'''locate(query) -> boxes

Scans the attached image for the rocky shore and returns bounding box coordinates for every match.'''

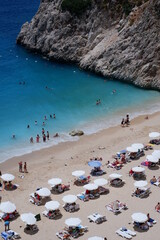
[17,0,160,89]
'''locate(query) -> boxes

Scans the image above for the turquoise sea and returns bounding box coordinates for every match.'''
[0,0,160,162]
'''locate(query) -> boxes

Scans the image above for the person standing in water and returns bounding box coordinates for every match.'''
[36,134,40,143]
[47,131,49,140]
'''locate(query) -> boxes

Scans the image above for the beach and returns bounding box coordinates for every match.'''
[1,111,160,240]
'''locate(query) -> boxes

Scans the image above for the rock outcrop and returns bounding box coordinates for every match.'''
[69,130,84,136]
[17,0,160,89]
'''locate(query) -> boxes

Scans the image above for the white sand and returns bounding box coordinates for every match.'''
[0,112,160,240]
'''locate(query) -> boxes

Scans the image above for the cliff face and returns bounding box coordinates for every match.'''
[17,0,160,89]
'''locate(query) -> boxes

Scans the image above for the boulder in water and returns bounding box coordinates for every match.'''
[69,130,84,136]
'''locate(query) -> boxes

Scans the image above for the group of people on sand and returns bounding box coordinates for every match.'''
[121,114,130,127]
[18,161,27,173]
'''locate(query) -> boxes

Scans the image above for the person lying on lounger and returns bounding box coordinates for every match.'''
[150,176,157,184]
[155,202,160,212]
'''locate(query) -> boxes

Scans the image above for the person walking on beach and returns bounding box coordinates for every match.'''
[18,162,22,173]
[24,162,28,173]
[47,131,49,140]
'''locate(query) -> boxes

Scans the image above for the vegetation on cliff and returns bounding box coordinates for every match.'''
[61,0,91,15]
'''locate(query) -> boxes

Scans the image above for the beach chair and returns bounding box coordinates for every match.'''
[88,213,106,224]
[7,230,20,239]
[78,225,88,232]
[120,228,136,236]
[74,176,90,186]
[91,169,106,176]
[110,178,124,187]
[151,181,160,187]
[1,231,13,240]
[106,204,121,214]
[98,186,109,195]
[116,229,132,239]
[56,230,71,239]
[77,194,89,201]
[25,224,38,232]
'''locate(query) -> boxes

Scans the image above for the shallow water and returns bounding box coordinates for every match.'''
[0,0,160,162]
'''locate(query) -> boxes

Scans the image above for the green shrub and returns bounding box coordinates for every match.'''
[61,0,91,16]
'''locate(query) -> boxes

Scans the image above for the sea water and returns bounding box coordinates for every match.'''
[0,0,160,162]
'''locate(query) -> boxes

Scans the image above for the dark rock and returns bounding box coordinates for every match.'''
[69,130,84,136]
[17,0,160,89]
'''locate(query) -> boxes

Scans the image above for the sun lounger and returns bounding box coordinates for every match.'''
[56,230,71,239]
[77,194,89,201]
[133,221,149,230]
[7,230,20,239]
[120,227,136,236]
[116,229,132,239]
[110,178,124,187]
[74,176,90,186]
[88,213,106,224]
[63,203,80,212]
[106,205,121,214]
[78,225,88,232]
[98,186,109,195]
[25,224,38,232]
[1,231,13,240]
[106,201,127,214]
[52,184,70,193]
[132,187,151,198]
[150,180,160,186]
[90,169,106,176]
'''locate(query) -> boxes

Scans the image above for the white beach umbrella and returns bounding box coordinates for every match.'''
[152,150,160,159]
[132,167,145,173]
[147,155,158,163]
[62,195,77,204]
[36,188,51,197]
[72,170,85,177]
[149,132,160,138]
[0,201,16,213]
[94,178,108,186]
[126,147,138,153]
[132,143,144,150]
[65,217,81,227]
[1,174,15,182]
[83,183,98,191]
[109,173,122,180]
[131,213,147,223]
[134,181,148,188]
[21,213,36,225]
[45,201,60,211]
[48,178,62,186]
[88,237,104,240]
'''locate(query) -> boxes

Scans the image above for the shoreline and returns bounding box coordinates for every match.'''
[1,94,160,165]
[1,110,159,172]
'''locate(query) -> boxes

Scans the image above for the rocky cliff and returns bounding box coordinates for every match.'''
[17,0,160,89]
